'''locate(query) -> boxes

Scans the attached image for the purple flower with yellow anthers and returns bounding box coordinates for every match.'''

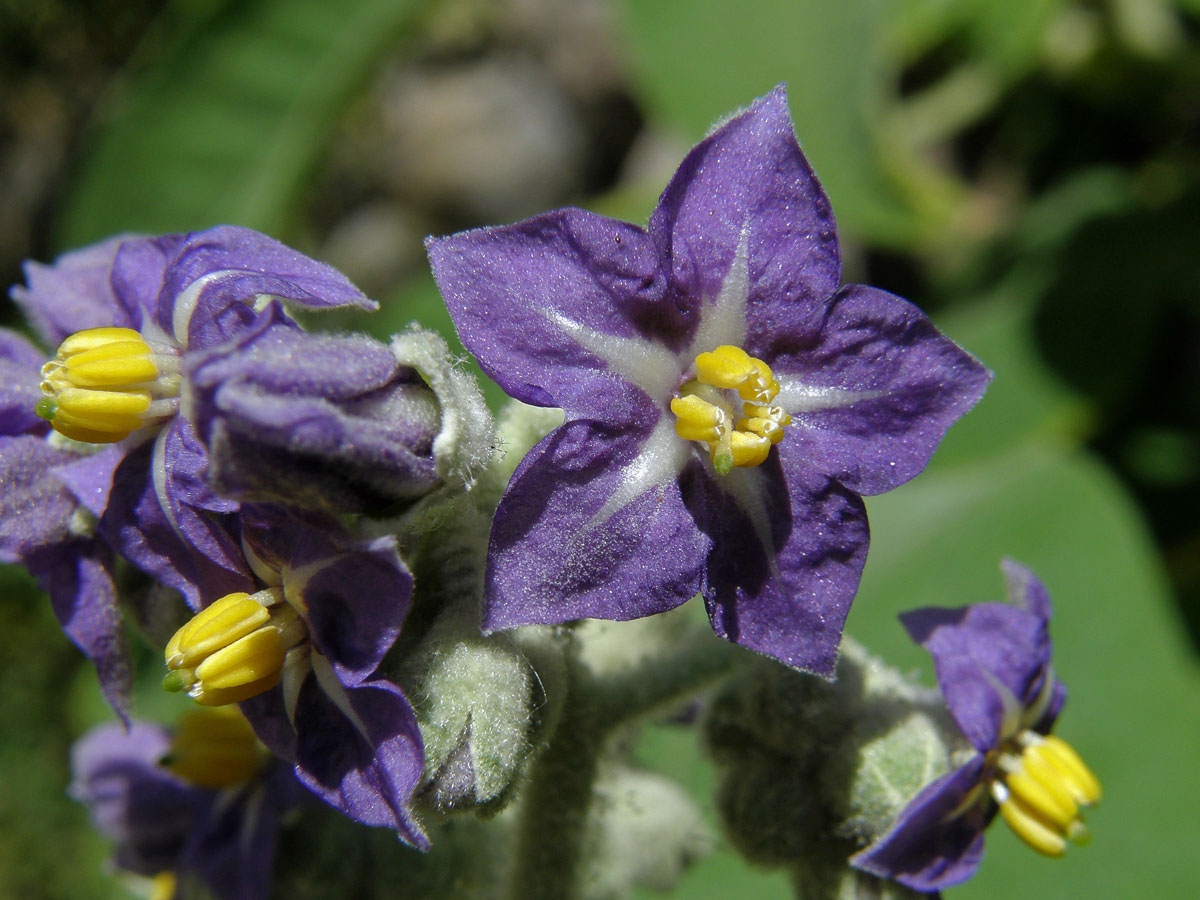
[1,227,438,714]
[70,706,301,900]
[161,506,427,846]
[427,86,990,674]
[850,561,1101,892]
[10,226,373,607]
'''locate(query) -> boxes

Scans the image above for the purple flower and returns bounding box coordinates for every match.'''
[70,709,301,900]
[850,561,1101,892]
[2,227,379,711]
[427,86,989,674]
[163,507,427,846]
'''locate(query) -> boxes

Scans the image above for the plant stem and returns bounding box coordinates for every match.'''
[505,624,749,900]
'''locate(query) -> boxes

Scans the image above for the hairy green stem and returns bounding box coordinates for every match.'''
[505,625,749,900]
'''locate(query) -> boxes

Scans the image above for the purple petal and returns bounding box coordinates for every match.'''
[0,328,50,435]
[187,327,441,513]
[1000,560,1066,730]
[9,236,131,347]
[428,208,678,421]
[102,434,252,609]
[54,445,124,519]
[149,226,374,349]
[109,233,186,329]
[850,755,993,892]
[0,435,79,561]
[1001,558,1052,621]
[696,444,869,675]
[279,531,411,682]
[648,85,840,341]
[247,669,427,846]
[70,721,200,875]
[182,775,292,900]
[29,541,132,722]
[483,419,709,630]
[901,602,1053,752]
[772,284,990,496]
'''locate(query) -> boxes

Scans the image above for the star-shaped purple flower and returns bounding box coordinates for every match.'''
[850,561,1101,891]
[427,86,990,673]
[165,506,428,846]
[70,713,301,900]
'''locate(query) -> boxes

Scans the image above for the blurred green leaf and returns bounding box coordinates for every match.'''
[57,0,429,248]
[622,0,916,244]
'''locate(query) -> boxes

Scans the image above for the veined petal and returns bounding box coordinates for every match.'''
[696,444,868,675]
[649,85,840,342]
[772,284,990,496]
[901,602,1054,752]
[850,756,993,892]
[428,207,679,423]
[483,419,707,630]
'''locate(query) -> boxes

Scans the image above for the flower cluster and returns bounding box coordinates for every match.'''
[2,226,458,849]
[3,86,1099,900]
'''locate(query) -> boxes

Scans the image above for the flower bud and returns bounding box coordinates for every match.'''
[187,327,448,515]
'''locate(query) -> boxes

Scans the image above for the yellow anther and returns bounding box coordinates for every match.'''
[164,707,264,789]
[670,395,726,442]
[37,326,179,443]
[1005,766,1076,831]
[994,731,1099,858]
[674,347,790,473]
[737,359,780,404]
[165,592,270,670]
[728,431,771,468]
[998,791,1068,857]
[1037,735,1102,804]
[164,589,304,707]
[694,345,756,389]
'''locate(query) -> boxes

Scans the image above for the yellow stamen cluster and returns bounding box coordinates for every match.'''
[161,706,265,788]
[670,345,791,474]
[993,732,1101,857]
[163,589,306,706]
[37,326,180,443]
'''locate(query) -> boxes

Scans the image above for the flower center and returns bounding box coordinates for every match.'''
[163,588,308,707]
[991,730,1101,857]
[160,706,265,788]
[670,345,791,475]
[36,326,181,443]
